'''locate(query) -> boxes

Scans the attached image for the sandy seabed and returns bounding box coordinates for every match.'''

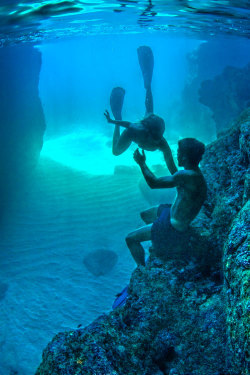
[0,155,156,375]
[0,125,177,375]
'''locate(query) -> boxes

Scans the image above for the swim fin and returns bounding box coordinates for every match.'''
[112,285,128,309]
[137,46,154,89]
[110,87,125,121]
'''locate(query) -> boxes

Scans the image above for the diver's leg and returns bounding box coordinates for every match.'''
[145,87,153,115]
[125,224,152,266]
[140,206,158,224]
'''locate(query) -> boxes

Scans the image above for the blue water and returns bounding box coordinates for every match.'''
[0,1,250,374]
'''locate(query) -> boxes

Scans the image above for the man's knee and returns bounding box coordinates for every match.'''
[125,232,137,247]
[140,207,158,224]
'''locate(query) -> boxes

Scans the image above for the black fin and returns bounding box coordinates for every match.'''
[137,45,154,89]
[110,87,125,121]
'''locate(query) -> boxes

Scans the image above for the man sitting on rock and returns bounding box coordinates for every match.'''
[126,138,207,266]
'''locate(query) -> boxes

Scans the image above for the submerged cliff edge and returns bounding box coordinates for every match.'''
[36,109,249,375]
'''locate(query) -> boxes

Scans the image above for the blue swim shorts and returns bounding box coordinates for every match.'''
[151,204,189,259]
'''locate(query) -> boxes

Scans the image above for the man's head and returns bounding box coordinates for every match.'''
[141,114,165,141]
[177,138,205,167]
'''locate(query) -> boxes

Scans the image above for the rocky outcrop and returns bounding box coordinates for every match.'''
[199,108,249,247]
[0,44,46,217]
[36,109,249,375]
[223,202,249,374]
[36,256,226,375]
[199,108,250,375]
[199,64,250,135]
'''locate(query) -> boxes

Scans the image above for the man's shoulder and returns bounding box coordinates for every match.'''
[173,170,198,185]
[174,169,202,177]
[173,170,188,178]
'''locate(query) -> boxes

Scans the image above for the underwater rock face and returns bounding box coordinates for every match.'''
[199,63,250,135]
[36,256,226,375]
[223,201,250,374]
[83,249,118,276]
[36,109,249,375]
[199,108,250,375]
[199,108,250,249]
[0,44,46,216]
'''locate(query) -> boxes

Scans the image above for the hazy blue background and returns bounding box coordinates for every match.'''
[39,34,200,137]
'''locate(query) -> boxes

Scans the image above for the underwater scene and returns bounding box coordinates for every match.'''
[0,1,249,375]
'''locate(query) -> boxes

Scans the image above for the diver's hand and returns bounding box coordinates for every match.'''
[104,110,113,123]
[134,148,146,166]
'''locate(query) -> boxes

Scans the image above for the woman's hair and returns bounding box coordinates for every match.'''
[141,114,165,136]
[178,138,205,165]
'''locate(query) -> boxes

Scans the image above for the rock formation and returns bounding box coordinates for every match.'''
[170,39,250,141]
[199,63,250,135]
[36,109,249,375]
[0,44,46,217]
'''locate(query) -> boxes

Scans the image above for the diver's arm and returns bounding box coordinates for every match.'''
[158,138,178,175]
[104,110,130,128]
[112,127,132,155]
[111,119,131,128]
[133,149,177,189]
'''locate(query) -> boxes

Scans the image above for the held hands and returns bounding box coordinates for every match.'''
[133,148,146,166]
[104,110,113,123]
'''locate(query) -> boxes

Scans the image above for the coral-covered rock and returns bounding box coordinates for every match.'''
[223,201,249,375]
[198,108,250,249]
[36,256,226,375]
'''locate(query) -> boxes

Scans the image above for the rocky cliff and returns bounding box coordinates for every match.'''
[0,44,46,218]
[36,109,249,375]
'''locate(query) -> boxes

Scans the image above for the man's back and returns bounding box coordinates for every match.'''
[170,169,207,231]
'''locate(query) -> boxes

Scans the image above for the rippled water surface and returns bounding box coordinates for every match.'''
[1,0,249,44]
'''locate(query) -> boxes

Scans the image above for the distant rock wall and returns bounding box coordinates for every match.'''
[0,44,46,216]
[36,109,249,375]
[199,63,250,135]
[168,38,250,142]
